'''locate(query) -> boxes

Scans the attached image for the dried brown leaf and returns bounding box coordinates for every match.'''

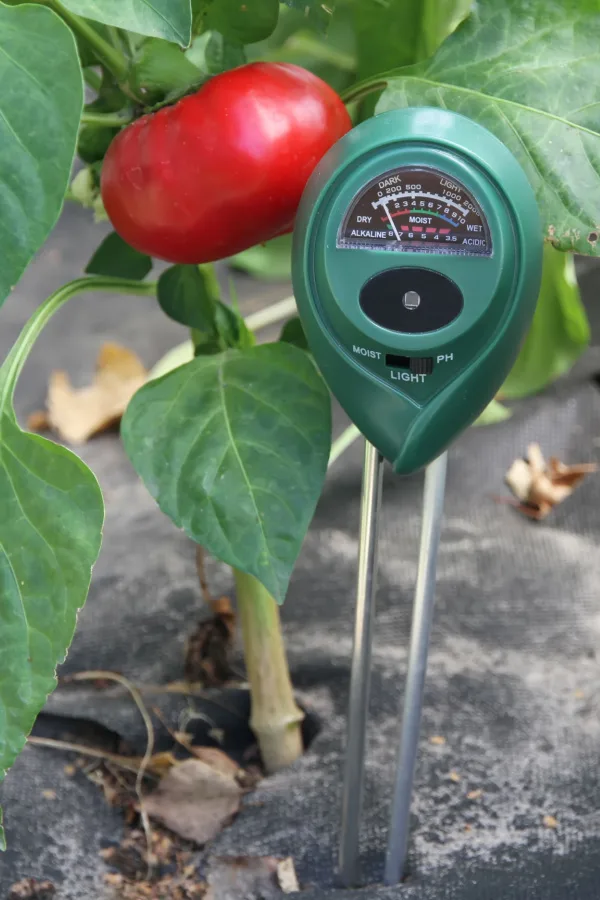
[189,746,240,779]
[8,880,56,900]
[143,751,177,777]
[276,858,299,894]
[504,443,597,519]
[143,759,242,844]
[42,342,147,444]
[184,601,236,687]
[26,409,51,432]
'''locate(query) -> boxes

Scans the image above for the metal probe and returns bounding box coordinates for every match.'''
[384,451,448,884]
[338,440,384,887]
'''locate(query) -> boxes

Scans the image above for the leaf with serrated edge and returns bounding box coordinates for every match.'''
[122,344,331,603]
[0,417,103,841]
[0,4,82,307]
[377,0,600,255]
[59,0,191,45]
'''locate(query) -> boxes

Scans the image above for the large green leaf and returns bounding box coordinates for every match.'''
[353,0,471,84]
[346,0,471,119]
[122,344,331,603]
[0,3,82,307]
[377,0,600,256]
[59,0,192,45]
[501,246,589,399]
[0,283,105,847]
[207,0,279,44]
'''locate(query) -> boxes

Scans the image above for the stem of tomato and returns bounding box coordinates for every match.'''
[329,424,362,468]
[341,76,391,107]
[0,277,156,409]
[83,67,102,93]
[234,569,304,773]
[80,110,134,128]
[42,0,129,83]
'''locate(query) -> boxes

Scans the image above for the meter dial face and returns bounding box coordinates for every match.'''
[338,166,492,256]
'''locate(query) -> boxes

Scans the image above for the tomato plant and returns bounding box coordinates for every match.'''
[0,0,598,849]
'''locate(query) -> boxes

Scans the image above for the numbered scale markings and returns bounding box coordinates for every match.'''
[338,166,492,256]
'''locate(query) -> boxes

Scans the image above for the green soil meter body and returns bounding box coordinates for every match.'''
[292,107,543,473]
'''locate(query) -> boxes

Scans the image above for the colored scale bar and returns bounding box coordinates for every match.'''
[398,225,451,234]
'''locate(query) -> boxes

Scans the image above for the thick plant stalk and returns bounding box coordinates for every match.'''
[234,569,304,773]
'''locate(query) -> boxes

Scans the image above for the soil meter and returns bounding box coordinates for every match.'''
[291,107,542,886]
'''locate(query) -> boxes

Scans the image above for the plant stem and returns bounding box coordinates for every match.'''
[83,66,102,92]
[0,277,156,408]
[234,569,304,773]
[80,110,133,127]
[329,423,361,468]
[245,295,296,332]
[341,75,391,107]
[44,0,129,82]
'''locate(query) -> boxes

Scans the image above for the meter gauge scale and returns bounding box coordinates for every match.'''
[338,166,492,256]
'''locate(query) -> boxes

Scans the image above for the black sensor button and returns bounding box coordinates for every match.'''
[360,268,463,333]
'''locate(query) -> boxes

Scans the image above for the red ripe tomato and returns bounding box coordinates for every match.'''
[101,63,352,264]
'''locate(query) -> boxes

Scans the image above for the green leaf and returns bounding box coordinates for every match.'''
[75,20,115,67]
[352,0,470,87]
[473,398,512,426]
[86,232,153,280]
[211,302,255,352]
[279,317,308,351]
[77,125,119,164]
[133,37,203,94]
[158,264,253,353]
[501,246,589,399]
[122,344,331,603]
[377,0,600,256]
[186,31,246,74]
[58,0,192,45]
[78,72,127,163]
[158,264,220,330]
[0,279,106,848]
[0,3,83,307]
[229,234,293,280]
[283,0,335,32]
[207,0,279,44]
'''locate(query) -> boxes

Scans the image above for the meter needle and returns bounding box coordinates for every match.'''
[384,204,401,241]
